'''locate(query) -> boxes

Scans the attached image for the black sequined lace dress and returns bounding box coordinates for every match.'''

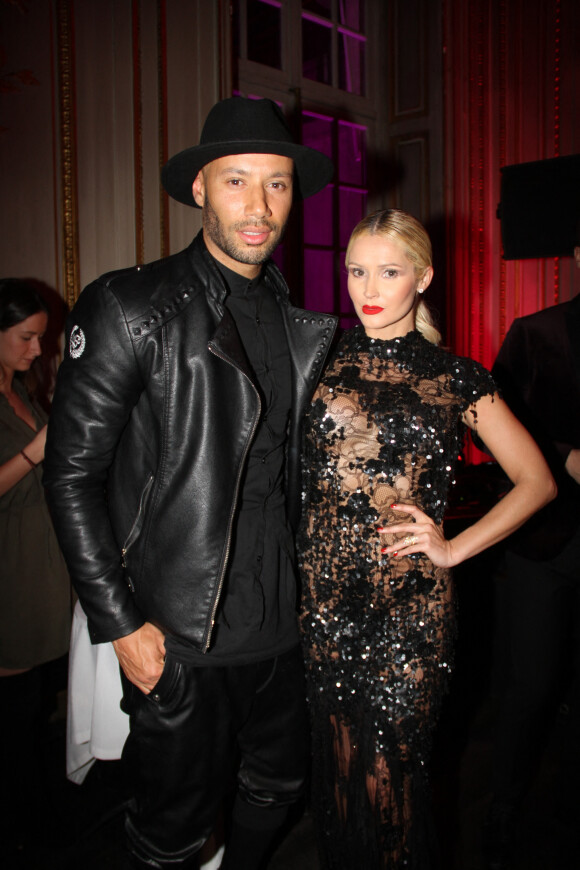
[298,328,496,869]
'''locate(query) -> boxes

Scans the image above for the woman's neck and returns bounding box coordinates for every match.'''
[0,365,15,396]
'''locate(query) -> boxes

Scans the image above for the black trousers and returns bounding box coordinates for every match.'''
[490,524,580,811]
[120,645,309,867]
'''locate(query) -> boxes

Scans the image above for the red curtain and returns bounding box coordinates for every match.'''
[443,0,579,460]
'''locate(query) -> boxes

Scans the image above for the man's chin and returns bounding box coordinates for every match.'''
[235,242,279,265]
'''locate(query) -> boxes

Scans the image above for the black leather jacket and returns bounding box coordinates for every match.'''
[44,232,337,650]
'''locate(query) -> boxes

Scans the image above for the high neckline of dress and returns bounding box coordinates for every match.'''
[342,326,425,357]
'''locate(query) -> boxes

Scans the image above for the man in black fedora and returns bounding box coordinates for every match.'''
[44,96,337,870]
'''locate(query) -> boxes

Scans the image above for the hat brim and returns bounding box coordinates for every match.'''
[161,140,334,207]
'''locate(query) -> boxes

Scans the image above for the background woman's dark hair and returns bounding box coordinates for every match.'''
[0,278,49,331]
[0,278,53,404]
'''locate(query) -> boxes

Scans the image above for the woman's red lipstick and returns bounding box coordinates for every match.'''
[362,305,384,315]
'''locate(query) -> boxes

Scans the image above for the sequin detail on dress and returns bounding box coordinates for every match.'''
[298,328,497,869]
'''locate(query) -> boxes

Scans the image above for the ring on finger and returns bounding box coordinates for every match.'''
[403,534,418,546]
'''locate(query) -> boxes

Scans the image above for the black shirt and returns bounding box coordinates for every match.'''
[165,260,300,665]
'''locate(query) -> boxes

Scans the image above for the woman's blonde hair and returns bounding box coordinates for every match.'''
[345,208,441,345]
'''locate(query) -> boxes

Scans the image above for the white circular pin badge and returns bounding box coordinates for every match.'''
[69,325,86,359]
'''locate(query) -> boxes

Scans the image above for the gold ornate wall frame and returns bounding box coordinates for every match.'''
[157,0,169,257]
[57,0,80,310]
[132,0,145,264]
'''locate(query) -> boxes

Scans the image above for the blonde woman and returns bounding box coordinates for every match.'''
[298,210,555,869]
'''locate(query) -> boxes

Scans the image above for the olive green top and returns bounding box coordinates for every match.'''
[0,379,71,669]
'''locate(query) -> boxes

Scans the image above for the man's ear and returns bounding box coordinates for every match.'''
[192,170,205,208]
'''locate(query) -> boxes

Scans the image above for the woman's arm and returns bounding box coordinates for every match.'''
[380,393,556,568]
[0,425,47,498]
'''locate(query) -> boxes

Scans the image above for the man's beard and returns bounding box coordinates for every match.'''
[202,195,286,266]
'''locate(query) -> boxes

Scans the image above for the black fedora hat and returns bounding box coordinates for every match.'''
[161,97,334,207]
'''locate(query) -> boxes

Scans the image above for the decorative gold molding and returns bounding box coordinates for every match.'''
[158,0,169,257]
[57,0,80,310]
[132,0,144,264]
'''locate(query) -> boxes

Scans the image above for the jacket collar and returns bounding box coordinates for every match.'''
[188,231,290,308]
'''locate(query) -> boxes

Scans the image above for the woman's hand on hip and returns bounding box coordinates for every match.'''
[378,503,458,568]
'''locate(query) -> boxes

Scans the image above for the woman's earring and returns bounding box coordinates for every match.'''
[417,288,424,294]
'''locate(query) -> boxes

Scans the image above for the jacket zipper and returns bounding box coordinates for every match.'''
[204,344,261,652]
[121,472,154,570]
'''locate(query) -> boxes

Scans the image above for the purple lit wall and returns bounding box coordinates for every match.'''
[235,0,369,328]
[302,114,367,327]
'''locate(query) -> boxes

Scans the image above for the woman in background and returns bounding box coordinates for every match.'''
[0,278,71,853]
[298,210,555,868]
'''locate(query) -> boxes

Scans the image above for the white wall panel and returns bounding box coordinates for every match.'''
[75,0,135,285]
[0,0,225,305]
[0,1,60,288]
